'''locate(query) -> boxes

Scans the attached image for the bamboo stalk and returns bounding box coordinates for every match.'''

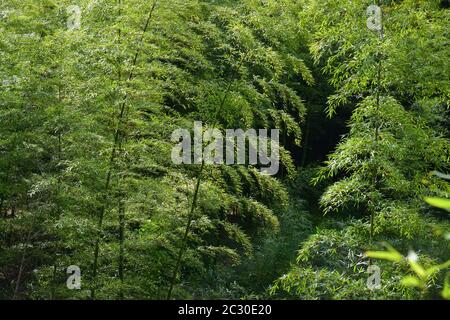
[12,231,31,300]
[90,0,158,299]
[50,87,64,300]
[370,2,384,244]
[118,191,125,299]
[166,53,249,299]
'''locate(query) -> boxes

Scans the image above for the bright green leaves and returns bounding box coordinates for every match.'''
[317,94,445,216]
[366,244,403,263]
[303,0,450,117]
[366,246,450,299]
[424,197,450,212]
[364,189,450,299]
[424,171,450,212]
[306,1,450,232]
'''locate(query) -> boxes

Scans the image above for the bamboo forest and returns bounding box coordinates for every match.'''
[0,0,449,301]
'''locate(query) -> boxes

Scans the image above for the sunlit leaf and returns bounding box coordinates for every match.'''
[365,250,403,263]
[400,276,421,288]
[424,197,450,212]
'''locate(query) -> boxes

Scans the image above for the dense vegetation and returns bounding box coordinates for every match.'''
[0,0,448,300]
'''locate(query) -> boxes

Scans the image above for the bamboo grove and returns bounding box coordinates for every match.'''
[0,0,449,300]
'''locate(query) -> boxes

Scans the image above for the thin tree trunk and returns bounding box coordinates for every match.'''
[370,4,384,244]
[12,231,31,300]
[50,265,57,300]
[91,0,158,299]
[166,53,249,299]
[167,161,205,299]
[301,110,311,167]
[2,163,11,218]
[118,195,125,299]
[50,87,64,300]
[0,197,4,218]
[117,0,126,300]
[12,249,26,299]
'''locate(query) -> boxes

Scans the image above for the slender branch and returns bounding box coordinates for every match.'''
[166,161,205,299]
[118,192,125,299]
[50,86,64,300]
[370,4,384,244]
[12,231,31,300]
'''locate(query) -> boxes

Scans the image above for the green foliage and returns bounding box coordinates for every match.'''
[0,0,448,301]
[271,215,449,299]
[270,0,449,301]
[367,173,450,299]
[0,0,310,299]
[308,0,450,240]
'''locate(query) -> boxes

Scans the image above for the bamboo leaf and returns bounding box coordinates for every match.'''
[424,197,450,212]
